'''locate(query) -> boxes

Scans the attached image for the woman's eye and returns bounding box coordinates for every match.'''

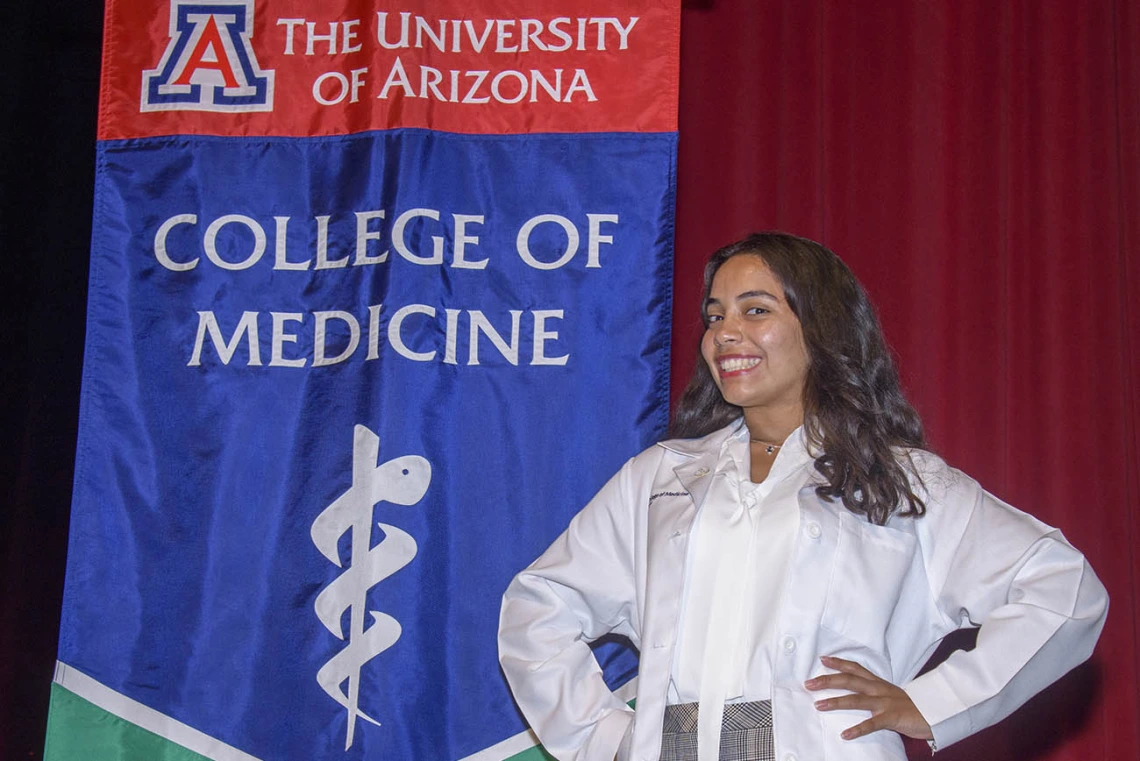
[747,306,769,315]
[707,314,723,323]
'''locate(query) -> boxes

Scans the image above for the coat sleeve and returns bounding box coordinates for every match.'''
[901,455,1109,750]
[498,458,641,761]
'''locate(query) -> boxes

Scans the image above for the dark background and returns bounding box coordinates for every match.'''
[1,2,103,758]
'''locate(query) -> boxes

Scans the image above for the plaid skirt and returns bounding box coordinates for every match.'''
[659,700,774,761]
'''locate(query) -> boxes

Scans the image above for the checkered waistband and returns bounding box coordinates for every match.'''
[662,699,773,732]
[660,700,775,761]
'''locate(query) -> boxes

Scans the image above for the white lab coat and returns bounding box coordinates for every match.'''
[498,422,1108,761]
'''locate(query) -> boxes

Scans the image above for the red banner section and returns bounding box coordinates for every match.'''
[98,0,678,139]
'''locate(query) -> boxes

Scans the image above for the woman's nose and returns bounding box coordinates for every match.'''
[713,318,741,346]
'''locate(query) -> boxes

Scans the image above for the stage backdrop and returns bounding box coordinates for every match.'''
[45,2,678,760]
[670,2,1139,760]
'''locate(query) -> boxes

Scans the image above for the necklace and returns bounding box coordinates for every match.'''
[750,438,782,455]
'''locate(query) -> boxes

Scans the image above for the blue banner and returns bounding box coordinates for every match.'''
[58,130,674,760]
[52,3,678,759]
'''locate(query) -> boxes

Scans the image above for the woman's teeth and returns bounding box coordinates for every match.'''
[719,357,761,372]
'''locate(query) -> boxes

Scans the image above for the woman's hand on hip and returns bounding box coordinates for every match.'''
[804,655,933,741]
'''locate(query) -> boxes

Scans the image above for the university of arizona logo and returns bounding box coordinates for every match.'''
[310,425,432,749]
[141,0,274,112]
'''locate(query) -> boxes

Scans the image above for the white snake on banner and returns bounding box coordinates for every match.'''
[310,425,432,750]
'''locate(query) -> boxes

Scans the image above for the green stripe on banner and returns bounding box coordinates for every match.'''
[503,744,558,761]
[45,683,211,761]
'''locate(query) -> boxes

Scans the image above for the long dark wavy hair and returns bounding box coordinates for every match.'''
[672,232,927,525]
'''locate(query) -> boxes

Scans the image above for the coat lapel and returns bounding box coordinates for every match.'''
[673,452,720,513]
[659,420,741,513]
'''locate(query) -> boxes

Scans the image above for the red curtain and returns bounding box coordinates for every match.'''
[673,1,1139,759]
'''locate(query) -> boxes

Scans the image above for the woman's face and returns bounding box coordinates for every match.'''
[701,254,810,416]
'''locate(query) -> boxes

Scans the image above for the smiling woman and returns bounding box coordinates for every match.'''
[498,232,1108,761]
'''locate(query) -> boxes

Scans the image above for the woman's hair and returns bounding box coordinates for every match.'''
[671,232,927,525]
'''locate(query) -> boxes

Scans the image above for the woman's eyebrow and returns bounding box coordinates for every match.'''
[736,289,780,301]
[705,290,780,308]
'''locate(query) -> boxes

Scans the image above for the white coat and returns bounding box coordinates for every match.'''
[498,422,1108,761]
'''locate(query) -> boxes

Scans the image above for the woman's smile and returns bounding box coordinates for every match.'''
[714,354,763,376]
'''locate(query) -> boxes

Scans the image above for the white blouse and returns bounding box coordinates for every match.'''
[669,424,813,758]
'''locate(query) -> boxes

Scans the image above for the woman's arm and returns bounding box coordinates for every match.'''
[806,456,1107,750]
[498,459,641,761]
[901,459,1109,749]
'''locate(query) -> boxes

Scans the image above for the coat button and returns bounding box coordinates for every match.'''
[783,754,798,761]
[781,635,796,653]
[806,522,822,539]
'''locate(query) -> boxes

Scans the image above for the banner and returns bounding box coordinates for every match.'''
[48,1,678,760]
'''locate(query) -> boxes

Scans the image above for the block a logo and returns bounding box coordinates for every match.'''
[142,0,274,112]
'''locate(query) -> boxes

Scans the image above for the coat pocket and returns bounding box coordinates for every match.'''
[819,511,918,653]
